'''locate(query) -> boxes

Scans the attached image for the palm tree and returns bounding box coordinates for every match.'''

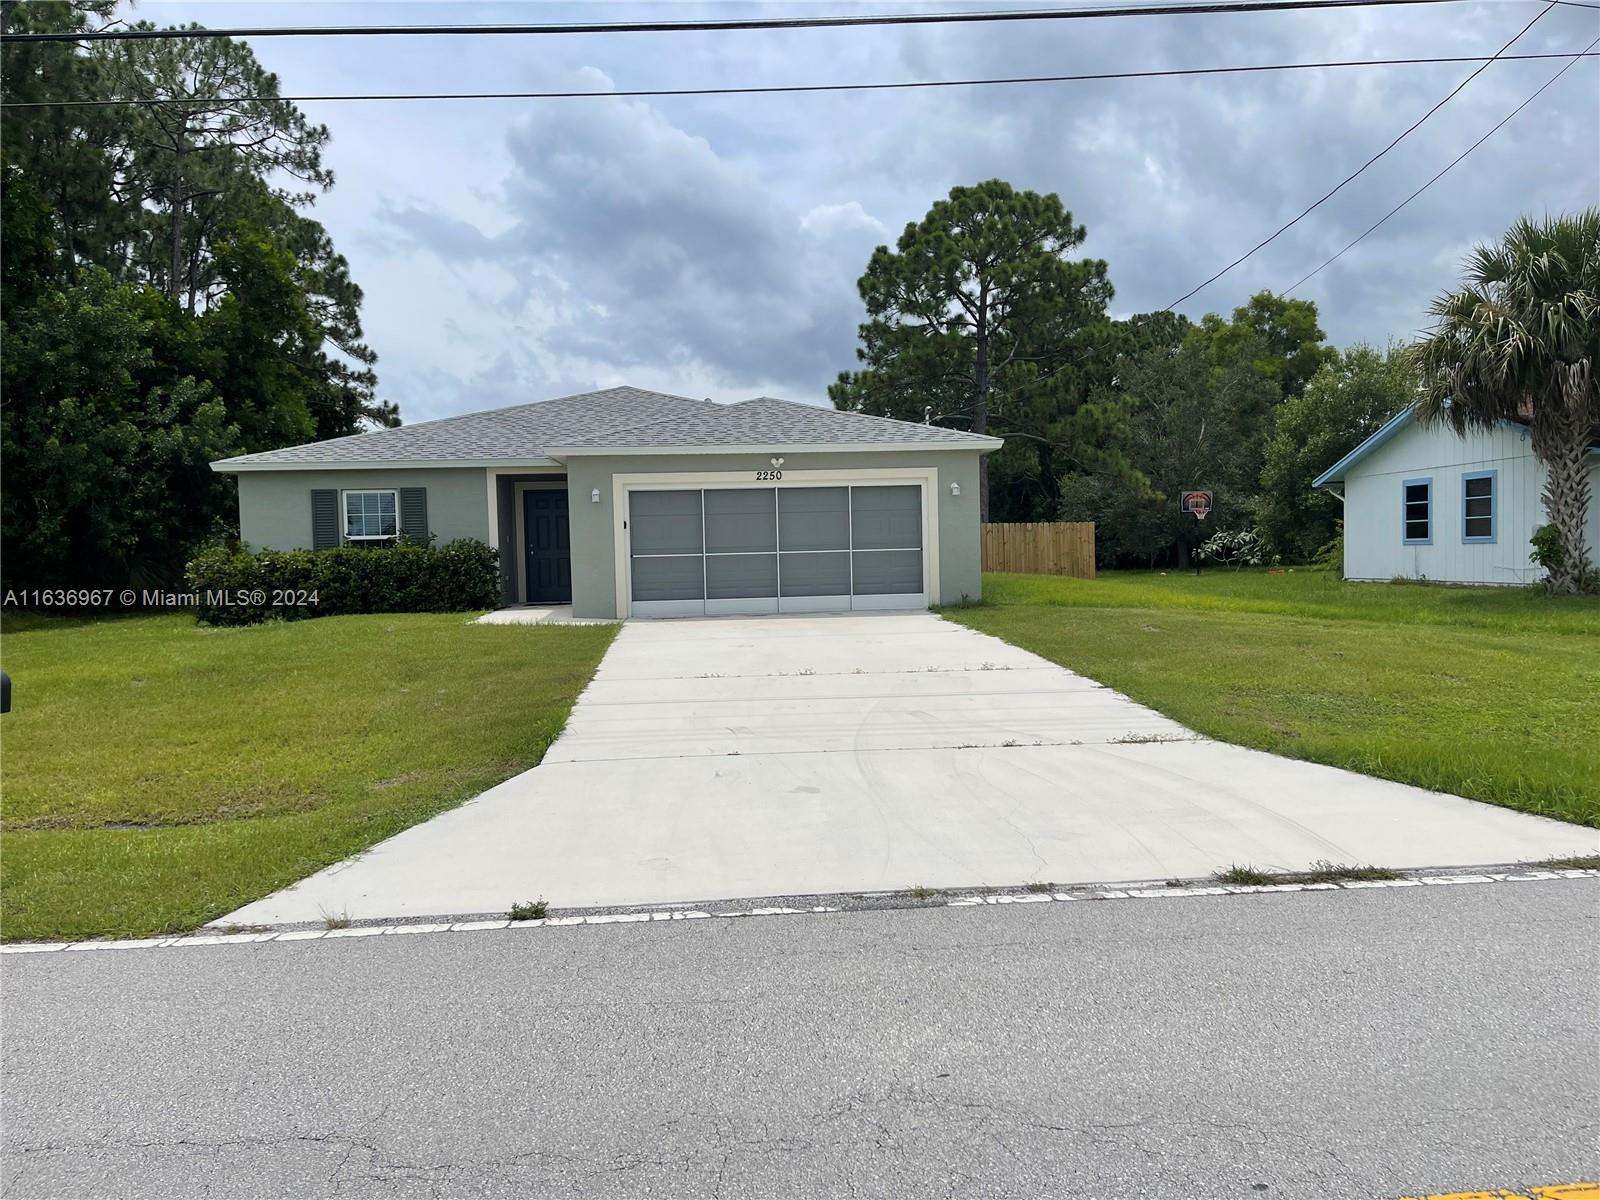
[1412,211,1599,594]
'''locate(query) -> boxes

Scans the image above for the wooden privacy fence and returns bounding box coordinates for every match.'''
[982,522,1096,578]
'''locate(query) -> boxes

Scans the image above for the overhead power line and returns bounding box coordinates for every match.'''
[1282,34,1600,293]
[3,50,1593,109]
[1164,0,1561,308]
[0,0,1491,43]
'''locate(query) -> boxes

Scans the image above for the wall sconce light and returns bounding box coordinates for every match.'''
[950,482,961,497]
[591,487,601,503]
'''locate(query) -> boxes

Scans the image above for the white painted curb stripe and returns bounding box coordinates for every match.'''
[4,872,1593,954]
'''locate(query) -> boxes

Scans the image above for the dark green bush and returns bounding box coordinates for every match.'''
[1310,532,1344,572]
[185,539,500,626]
[1530,523,1566,573]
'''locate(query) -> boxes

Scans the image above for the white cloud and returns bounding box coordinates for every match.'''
[800,201,889,240]
[135,0,1600,421]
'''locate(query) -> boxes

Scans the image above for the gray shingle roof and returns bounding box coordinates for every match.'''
[561,397,994,449]
[213,385,998,470]
[213,386,716,467]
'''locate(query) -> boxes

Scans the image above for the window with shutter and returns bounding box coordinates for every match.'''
[399,487,429,544]
[311,490,339,550]
[342,490,399,540]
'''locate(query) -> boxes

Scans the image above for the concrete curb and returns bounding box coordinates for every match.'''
[4,867,1595,955]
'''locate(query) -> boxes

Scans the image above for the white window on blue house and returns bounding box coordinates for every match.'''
[1402,478,1432,544]
[343,489,398,541]
[1462,471,1496,543]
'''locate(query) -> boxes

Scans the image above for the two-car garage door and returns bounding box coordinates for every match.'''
[628,484,926,617]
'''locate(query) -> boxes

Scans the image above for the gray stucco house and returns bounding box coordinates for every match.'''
[212,385,1002,620]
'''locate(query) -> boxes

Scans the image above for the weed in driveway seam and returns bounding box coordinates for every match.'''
[4,869,1595,955]
[508,898,549,922]
[1529,854,1600,871]
[1216,861,1403,887]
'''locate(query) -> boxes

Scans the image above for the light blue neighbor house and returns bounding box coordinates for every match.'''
[1314,405,1600,586]
[212,386,1001,620]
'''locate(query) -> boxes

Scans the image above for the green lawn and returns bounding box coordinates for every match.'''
[0,612,617,941]
[947,570,1600,829]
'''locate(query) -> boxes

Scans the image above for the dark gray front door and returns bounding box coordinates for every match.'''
[523,489,571,604]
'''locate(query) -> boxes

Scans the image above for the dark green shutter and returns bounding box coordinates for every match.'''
[311,489,339,550]
[399,487,429,544]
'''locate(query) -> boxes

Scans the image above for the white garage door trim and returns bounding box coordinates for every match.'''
[611,467,941,618]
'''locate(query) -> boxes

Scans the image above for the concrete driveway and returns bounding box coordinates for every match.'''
[226,613,1593,925]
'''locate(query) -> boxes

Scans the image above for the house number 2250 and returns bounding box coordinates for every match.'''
[755,469,783,481]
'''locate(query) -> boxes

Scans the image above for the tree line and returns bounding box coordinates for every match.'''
[829,179,1415,569]
[833,182,1596,591]
[1,1,394,588]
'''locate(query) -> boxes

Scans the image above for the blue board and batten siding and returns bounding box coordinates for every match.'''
[1337,418,1600,585]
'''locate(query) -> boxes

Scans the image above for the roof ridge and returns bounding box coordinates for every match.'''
[541,393,998,452]
[482,384,715,431]
[746,394,976,435]
[591,393,727,439]
[544,394,764,446]
[592,410,711,441]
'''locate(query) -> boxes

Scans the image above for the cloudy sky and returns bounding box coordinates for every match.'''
[137,0,1598,422]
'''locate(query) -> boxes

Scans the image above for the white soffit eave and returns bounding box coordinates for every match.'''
[212,456,567,474]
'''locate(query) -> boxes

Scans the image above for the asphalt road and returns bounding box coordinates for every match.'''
[4,880,1596,1199]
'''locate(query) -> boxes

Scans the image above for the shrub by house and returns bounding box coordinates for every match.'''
[186,540,500,625]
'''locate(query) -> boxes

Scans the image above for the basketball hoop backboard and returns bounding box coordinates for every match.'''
[1180,490,1214,521]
